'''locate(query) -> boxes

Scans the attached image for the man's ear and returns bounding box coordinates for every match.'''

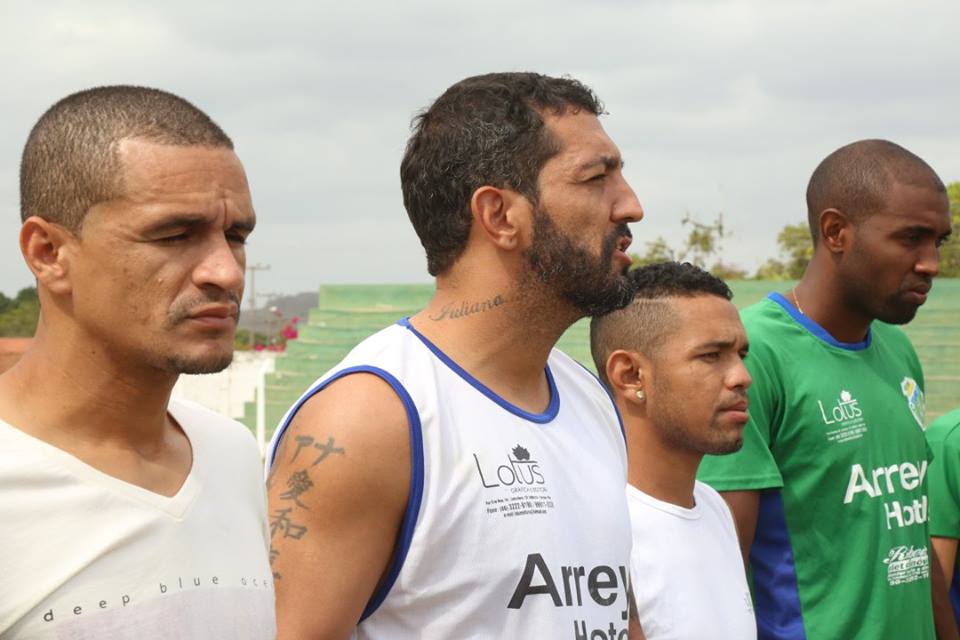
[470,186,531,252]
[819,208,853,254]
[605,349,646,406]
[20,216,76,295]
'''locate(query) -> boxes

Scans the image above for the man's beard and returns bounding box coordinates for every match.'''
[523,206,635,316]
[650,376,745,456]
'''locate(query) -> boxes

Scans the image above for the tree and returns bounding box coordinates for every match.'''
[754,222,813,280]
[941,181,960,277]
[628,213,747,279]
[678,213,725,269]
[630,236,676,267]
[0,287,40,337]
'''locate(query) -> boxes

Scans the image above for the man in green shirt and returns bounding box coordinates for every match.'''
[928,408,960,628]
[698,139,954,639]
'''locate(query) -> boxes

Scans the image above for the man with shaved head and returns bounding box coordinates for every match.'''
[698,139,954,639]
[0,87,274,638]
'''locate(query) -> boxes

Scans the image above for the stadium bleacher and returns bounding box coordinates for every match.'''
[242,280,960,437]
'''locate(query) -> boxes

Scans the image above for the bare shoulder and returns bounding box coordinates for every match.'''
[269,372,411,487]
[267,372,413,637]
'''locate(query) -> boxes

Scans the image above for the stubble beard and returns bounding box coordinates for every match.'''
[158,292,241,375]
[844,237,923,326]
[650,376,744,456]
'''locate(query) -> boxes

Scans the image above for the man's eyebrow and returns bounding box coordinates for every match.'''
[144,213,255,234]
[576,155,624,173]
[144,214,211,234]
[896,224,949,237]
[693,338,743,351]
[231,217,256,233]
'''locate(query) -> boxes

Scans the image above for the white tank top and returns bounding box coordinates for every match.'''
[267,319,633,639]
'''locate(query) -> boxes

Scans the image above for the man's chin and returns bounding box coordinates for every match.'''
[877,301,921,326]
[166,348,235,375]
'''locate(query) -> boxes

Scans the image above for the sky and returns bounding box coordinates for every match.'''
[2,0,958,312]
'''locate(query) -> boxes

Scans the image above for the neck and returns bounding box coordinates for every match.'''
[792,258,872,343]
[624,413,701,509]
[409,274,579,413]
[0,319,177,447]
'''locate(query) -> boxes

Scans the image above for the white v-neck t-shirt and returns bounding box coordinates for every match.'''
[0,398,276,639]
[627,481,756,640]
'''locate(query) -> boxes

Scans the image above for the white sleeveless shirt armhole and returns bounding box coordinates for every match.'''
[266,319,633,638]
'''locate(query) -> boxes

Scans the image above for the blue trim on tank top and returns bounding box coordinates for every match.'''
[768,292,871,351]
[267,365,425,622]
[751,489,808,639]
[397,317,560,424]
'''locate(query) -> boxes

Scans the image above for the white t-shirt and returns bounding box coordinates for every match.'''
[267,320,634,639]
[627,481,756,640]
[0,398,276,639]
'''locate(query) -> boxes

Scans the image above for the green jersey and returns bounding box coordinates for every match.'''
[925,408,960,625]
[698,293,934,640]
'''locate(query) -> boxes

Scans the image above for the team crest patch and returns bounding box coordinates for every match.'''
[900,377,925,429]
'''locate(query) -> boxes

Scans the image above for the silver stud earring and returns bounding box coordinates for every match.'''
[635,389,645,401]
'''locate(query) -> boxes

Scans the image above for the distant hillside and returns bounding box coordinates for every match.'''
[240,291,318,334]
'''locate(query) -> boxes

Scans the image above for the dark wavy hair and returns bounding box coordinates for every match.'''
[400,72,603,276]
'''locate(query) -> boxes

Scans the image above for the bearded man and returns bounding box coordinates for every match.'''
[266,72,645,639]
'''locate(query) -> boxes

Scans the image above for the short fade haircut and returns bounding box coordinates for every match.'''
[590,262,733,386]
[400,72,604,276]
[20,85,233,232]
[806,139,945,244]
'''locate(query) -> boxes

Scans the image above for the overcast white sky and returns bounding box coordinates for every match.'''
[2,0,958,309]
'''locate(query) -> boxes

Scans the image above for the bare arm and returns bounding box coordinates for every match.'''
[931,538,960,640]
[627,588,647,640]
[267,374,411,640]
[720,490,759,567]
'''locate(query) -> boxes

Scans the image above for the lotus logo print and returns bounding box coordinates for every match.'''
[474,444,545,488]
[900,377,925,430]
[818,388,862,425]
[512,445,530,461]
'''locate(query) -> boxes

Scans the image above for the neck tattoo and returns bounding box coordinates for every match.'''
[791,289,805,315]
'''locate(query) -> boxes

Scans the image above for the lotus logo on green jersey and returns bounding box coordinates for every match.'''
[818,389,862,424]
[900,377,925,430]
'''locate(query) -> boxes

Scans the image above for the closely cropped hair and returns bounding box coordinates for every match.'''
[590,263,732,386]
[806,139,945,244]
[400,72,604,276]
[20,85,233,231]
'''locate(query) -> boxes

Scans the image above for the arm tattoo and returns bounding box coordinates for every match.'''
[268,436,346,578]
[288,434,345,466]
[279,470,315,508]
[269,546,281,580]
[270,507,308,540]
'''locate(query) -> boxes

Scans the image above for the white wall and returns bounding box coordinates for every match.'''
[172,351,277,419]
